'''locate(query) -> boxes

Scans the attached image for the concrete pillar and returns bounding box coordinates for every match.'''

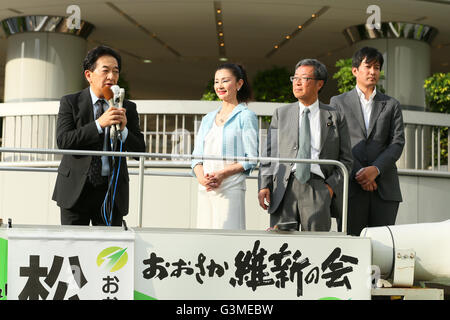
[4,32,87,102]
[0,15,94,161]
[343,22,438,169]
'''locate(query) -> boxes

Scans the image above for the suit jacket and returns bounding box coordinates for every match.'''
[258,101,353,218]
[329,88,405,202]
[52,87,146,216]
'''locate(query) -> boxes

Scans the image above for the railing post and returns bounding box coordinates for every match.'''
[341,163,349,235]
[138,155,145,228]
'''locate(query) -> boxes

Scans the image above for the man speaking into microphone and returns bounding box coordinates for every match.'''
[52,45,145,226]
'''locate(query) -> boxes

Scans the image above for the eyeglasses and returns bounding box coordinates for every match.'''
[290,76,317,83]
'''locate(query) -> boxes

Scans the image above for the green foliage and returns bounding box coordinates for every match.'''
[252,66,295,103]
[333,59,355,94]
[424,73,450,165]
[252,66,295,124]
[200,79,220,101]
[332,58,385,94]
[424,73,450,113]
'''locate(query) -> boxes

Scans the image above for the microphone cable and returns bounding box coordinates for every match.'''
[102,136,123,226]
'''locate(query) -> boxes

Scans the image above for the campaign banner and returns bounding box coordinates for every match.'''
[134,229,372,300]
[7,227,134,300]
[0,229,7,301]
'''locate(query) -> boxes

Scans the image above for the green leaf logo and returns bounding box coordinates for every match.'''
[97,247,128,272]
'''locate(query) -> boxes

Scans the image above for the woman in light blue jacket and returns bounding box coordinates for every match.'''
[192,63,258,230]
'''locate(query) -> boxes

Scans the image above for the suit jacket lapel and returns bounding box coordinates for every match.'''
[349,88,367,137]
[288,103,300,149]
[319,103,331,153]
[79,87,95,124]
[367,93,387,138]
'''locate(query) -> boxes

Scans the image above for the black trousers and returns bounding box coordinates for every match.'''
[346,189,399,236]
[60,180,123,226]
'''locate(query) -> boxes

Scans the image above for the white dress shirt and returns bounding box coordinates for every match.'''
[89,87,129,177]
[355,85,380,176]
[294,100,325,179]
[356,85,376,132]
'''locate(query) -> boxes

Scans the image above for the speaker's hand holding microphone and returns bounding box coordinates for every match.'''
[101,85,126,141]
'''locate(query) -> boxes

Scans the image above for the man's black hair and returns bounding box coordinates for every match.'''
[83,45,122,72]
[352,46,384,69]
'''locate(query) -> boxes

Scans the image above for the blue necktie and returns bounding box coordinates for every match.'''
[295,108,311,183]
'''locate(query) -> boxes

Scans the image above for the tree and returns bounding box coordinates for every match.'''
[200,79,220,101]
[252,66,295,103]
[424,73,450,114]
[252,66,295,123]
[424,72,450,165]
[332,58,385,94]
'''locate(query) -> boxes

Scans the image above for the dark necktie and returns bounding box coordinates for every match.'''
[295,108,311,184]
[87,100,107,186]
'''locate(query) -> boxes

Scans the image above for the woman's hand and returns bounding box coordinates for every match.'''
[193,166,222,191]
[197,174,213,188]
[204,171,225,191]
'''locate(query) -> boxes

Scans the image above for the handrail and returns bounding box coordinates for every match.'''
[0,147,349,233]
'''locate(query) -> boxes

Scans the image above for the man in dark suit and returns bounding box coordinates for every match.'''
[258,59,353,232]
[330,47,405,236]
[52,45,145,226]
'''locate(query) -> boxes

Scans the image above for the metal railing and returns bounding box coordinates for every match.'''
[402,111,450,171]
[0,147,349,233]
[2,107,449,171]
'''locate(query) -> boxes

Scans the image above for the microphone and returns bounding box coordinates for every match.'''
[110,85,122,140]
[102,85,121,140]
[117,89,126,137]
[119,88,125,108]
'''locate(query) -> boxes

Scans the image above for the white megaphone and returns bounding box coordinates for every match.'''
[361,219,450,285]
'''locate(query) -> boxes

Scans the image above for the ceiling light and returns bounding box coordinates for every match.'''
[266,6,329,58]
[214,2,226,57]
[143,59,152,63]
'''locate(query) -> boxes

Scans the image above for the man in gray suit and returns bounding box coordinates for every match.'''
[258,59,353,232]
[329,47,405,236]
